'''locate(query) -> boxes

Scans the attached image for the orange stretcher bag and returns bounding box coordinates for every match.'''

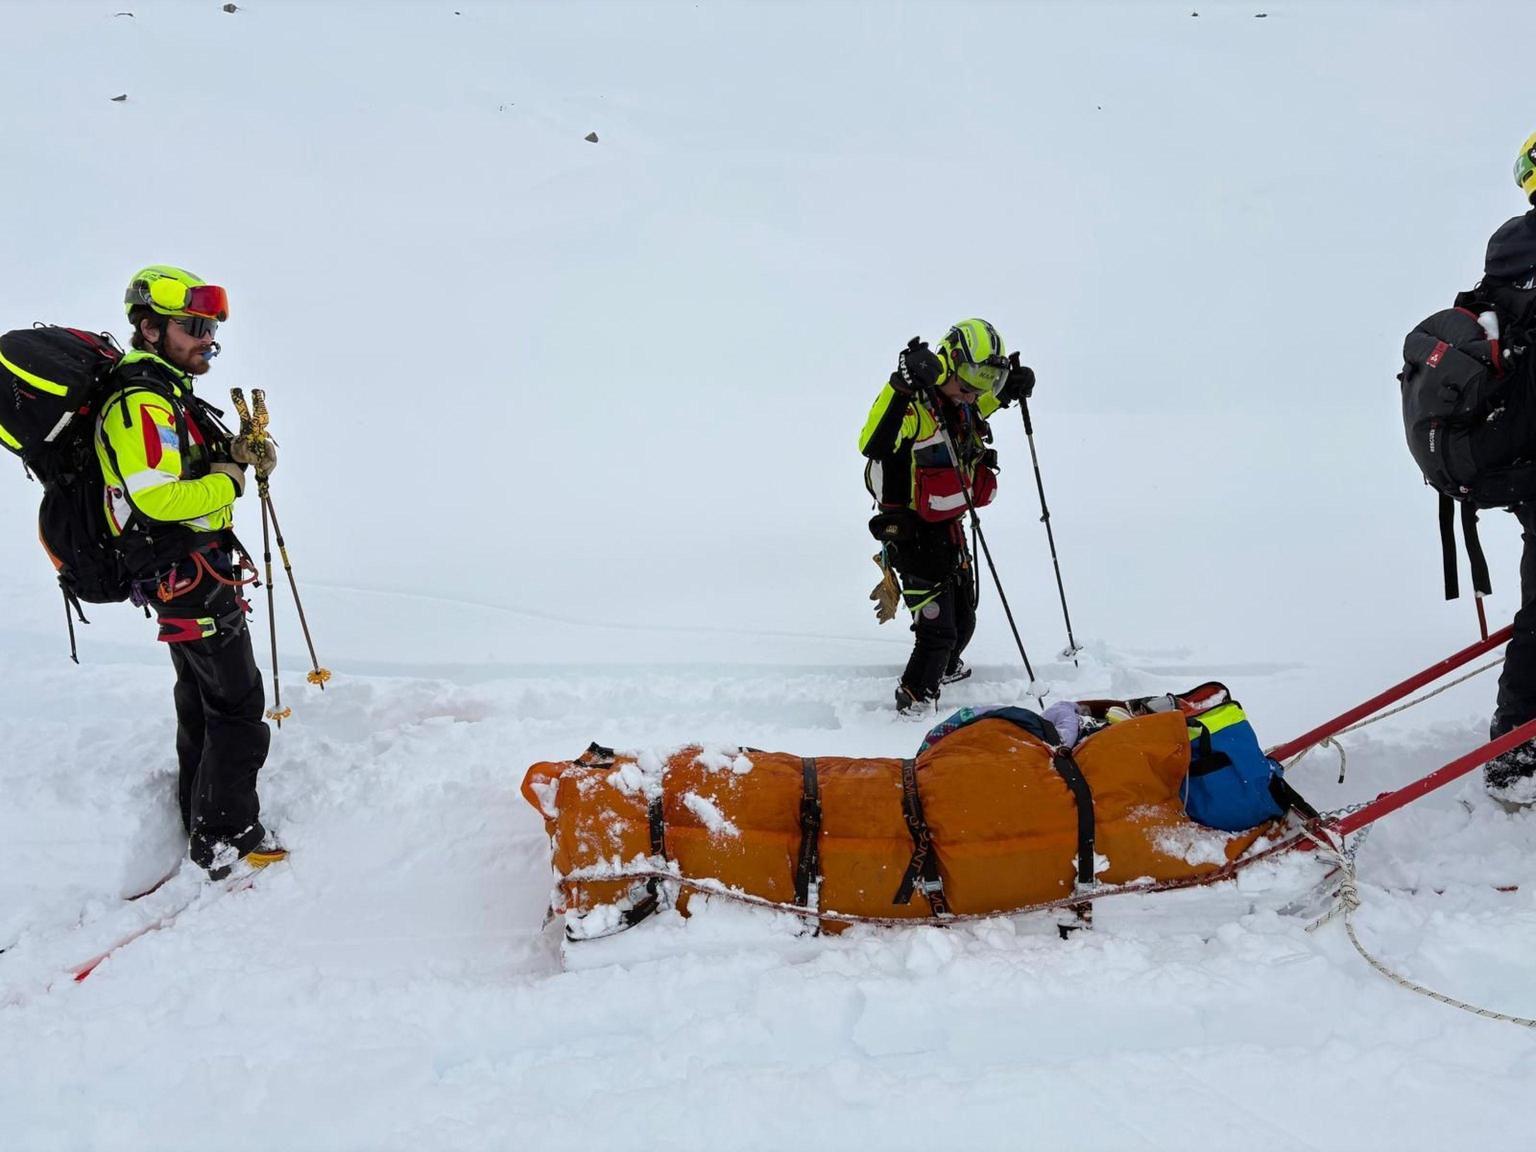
[521,707,1291,940]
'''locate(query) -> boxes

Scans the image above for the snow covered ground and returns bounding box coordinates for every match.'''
[4,1,1536,1148]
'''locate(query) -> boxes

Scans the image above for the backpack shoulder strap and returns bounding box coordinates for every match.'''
[1466,502,1494,597]
[1462,280,1536,342]
[1438,495,1493,602]
[103,360,182,429]
[181,390,236,446]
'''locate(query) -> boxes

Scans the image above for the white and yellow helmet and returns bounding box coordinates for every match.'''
[939,318,1009,395]
[1515,131,1536,204]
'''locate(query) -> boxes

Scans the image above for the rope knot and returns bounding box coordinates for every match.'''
[1335,873,1361,912]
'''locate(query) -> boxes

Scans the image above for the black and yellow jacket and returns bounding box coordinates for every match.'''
[95,349,238,576]
[858,380,1001,511]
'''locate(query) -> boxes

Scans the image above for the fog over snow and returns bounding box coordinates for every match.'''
[3,2,1536,1149]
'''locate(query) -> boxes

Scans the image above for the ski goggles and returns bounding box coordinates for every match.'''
[172,315,219,339]
[1518,144,1536,193]
[953,357,1008,396]
[128,279,230,321]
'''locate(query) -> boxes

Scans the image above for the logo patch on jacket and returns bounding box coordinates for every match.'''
[139,405,178,469]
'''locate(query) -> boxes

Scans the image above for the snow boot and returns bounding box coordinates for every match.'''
[940,659,972,686]
[1485,739,1536,808]
[894,682,937,716]
[245,830,289,870]
[207,828,288,881]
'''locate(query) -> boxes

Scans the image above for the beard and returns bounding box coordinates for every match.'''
[166,343,212,376]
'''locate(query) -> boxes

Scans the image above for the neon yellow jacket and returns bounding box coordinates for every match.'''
[95,350,237,545]
[859,381,1001,510]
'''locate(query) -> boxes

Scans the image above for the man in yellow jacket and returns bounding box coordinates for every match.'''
[860,319,1035,713]
[100,265,286,878]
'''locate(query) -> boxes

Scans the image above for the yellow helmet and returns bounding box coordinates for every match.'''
[1515,131,1536,203]
[939,318,1009,395]
[124,265,229,321]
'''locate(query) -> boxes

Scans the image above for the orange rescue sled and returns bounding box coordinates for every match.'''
[522,709,1286,939]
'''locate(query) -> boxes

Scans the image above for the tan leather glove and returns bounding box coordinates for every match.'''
[210,462,247,498]
[231,435,277,478]
[870,554,901,624]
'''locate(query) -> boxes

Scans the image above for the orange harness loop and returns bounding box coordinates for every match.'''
[156,547,260,603]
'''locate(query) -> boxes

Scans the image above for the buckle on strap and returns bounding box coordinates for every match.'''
[157,615,217,644]
[893,757,950,915]
[156,605,245,644]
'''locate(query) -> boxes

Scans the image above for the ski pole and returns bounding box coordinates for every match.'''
[915,390,1042,703]
[1018,396,1082,665]
[231,388,290,725]
[250,389,330,693]
[258,483,291,724]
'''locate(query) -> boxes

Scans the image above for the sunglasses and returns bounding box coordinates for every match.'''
[171,315,219,339]
[131,279,230,321]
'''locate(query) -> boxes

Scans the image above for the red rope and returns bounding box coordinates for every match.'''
[156,547,259,602]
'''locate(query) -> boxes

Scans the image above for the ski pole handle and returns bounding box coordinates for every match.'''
[227,387,271,447]
[230,388,253,438]
[251,389,270,442]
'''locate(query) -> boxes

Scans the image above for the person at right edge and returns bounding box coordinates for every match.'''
[100,265,287,878]
[1479,134,1536,804]
[859,319,1035,714]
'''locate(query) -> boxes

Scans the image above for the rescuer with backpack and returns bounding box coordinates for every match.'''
[103,265,287,876]
[860,319,1035,713]
[1400,136,1536,803]
[1475,138,1536,802]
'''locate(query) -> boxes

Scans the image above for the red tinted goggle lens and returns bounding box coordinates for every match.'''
[184,284,229,321]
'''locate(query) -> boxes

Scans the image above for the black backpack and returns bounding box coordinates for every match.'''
[1400,281,1536,599]
[0,325,134,626]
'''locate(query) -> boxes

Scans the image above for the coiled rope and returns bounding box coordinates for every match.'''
[1302,823,1536,1029]
[1286,657,1535,1026]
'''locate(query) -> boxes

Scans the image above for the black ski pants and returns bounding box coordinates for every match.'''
[150,570,271,869]
[1494,503,1536,739]
[891,522,977,699]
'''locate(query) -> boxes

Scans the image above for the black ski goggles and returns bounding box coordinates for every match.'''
[171,315,219,339]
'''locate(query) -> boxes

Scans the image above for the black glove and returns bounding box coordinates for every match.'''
[891,337,943,395]
[995,352,1036,406]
